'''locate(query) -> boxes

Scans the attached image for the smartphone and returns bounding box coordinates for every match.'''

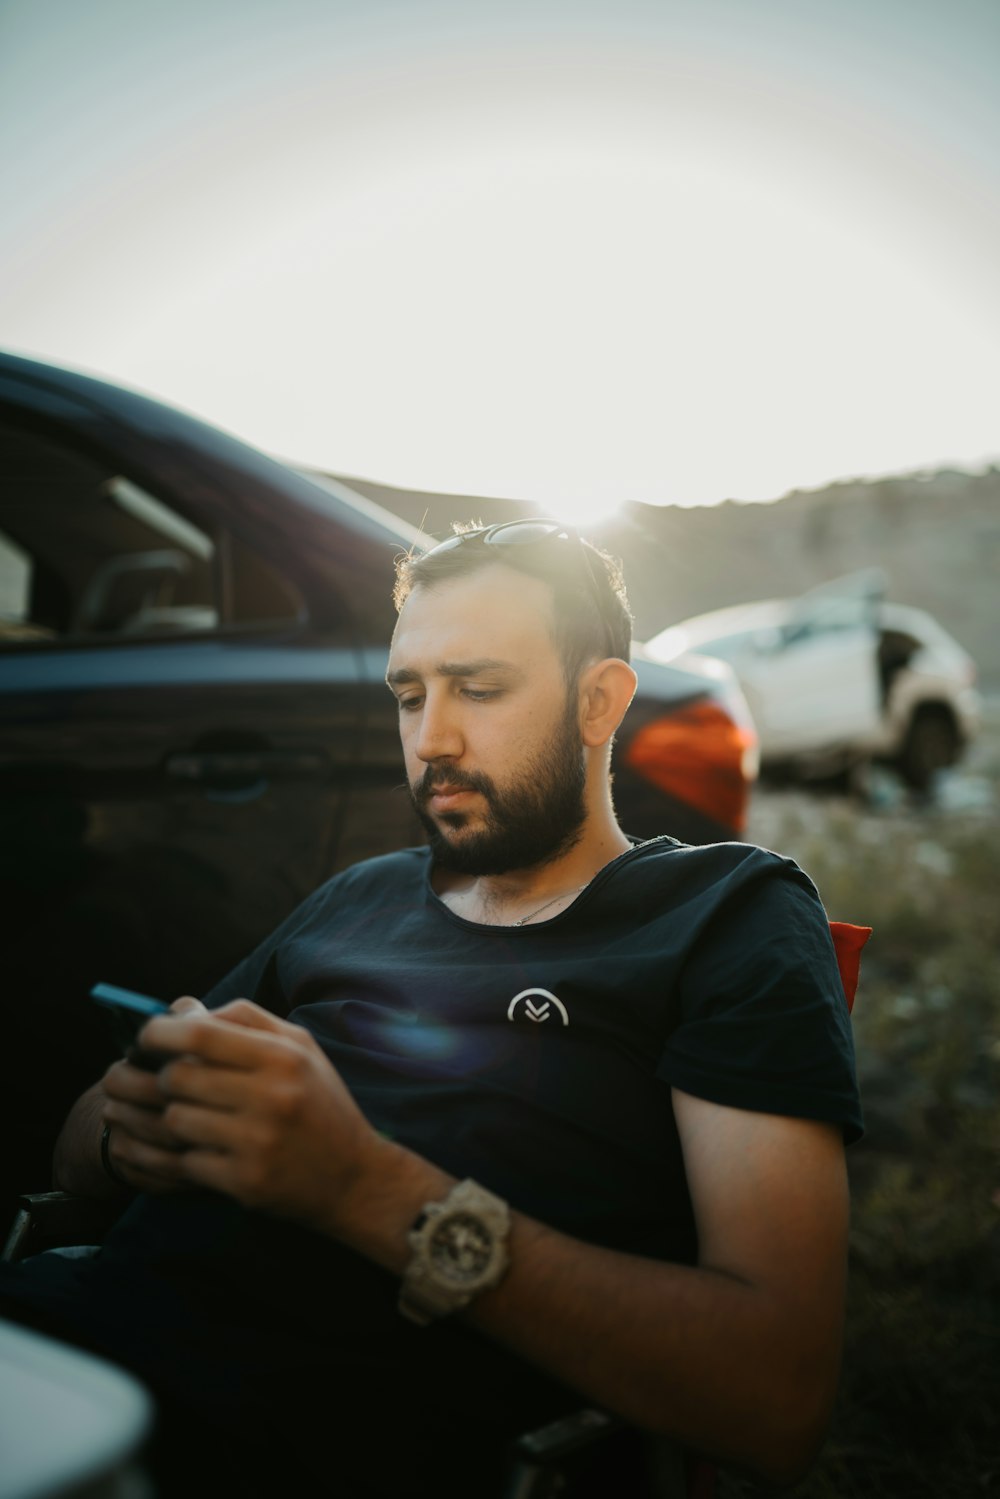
[90,982,172,1070]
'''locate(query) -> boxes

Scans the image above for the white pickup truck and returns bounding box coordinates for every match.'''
[644,571,981,791]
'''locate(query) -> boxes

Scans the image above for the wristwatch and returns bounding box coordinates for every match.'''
[398,1179,511,1326]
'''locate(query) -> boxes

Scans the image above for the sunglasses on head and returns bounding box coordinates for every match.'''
[420,520,620,659]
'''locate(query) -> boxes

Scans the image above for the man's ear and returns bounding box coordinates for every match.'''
[578,659,639,748]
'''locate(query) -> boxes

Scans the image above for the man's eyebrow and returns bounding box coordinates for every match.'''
[386,659,520,687]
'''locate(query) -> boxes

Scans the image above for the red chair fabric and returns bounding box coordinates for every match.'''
[828,921,872,1014]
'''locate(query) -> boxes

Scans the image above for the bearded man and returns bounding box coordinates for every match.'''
[0,522,862,1498]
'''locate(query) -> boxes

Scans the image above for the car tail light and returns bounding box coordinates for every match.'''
[623,701,758,834]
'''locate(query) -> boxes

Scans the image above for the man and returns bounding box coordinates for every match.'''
[2,521,862,1496]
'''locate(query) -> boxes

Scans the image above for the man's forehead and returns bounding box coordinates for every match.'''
[388,564,559,673]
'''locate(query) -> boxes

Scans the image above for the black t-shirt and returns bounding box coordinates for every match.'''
[190,835,861,1266]
[1,837,862,1496]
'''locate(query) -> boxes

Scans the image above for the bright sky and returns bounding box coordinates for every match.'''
[2,0,998,525]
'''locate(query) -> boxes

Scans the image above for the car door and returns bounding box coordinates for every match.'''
[0,405,410,1208]
[736,576,884,758]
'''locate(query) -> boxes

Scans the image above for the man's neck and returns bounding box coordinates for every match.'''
[433,817,633,927]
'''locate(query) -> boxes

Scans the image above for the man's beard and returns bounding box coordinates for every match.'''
[409,698,587,876]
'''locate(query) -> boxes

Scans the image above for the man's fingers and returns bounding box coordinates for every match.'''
[102,1057,168,1107]
[140,1009,282,1067]
[211,998,299,1036]
[141,1003,310,1069]
[159,1100,244,1151]
[156,1056,248,1110]
[157,1146,233,1197]
[112,1133,196,1184]
[103,1099,186,1149]
[111,1113,239,1195]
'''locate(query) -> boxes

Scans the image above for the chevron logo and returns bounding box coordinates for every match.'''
[507,988,570,1027]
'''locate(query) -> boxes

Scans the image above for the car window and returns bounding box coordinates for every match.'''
[782,595,875,646]
[226,532,305,629]
[0,529,36,640]
[691,630,753,662]
[0,416,303,646]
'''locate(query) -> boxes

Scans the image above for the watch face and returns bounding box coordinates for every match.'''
[429,1211,494,1281]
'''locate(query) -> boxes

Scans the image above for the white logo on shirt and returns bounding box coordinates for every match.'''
[507,988,569,1027]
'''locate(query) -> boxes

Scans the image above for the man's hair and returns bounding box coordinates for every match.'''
[393,521,633,685]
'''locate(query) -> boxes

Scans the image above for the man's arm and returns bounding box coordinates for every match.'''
[338,1091,848,1487]
[467,1092,848,1486]
[114,1000,849,1487]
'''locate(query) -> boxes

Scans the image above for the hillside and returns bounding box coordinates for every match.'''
[338,466,1000,687]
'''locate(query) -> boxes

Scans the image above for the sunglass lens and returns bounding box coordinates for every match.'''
[483,522,569,548]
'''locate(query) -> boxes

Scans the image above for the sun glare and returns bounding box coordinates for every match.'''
[82,122,996,517]
[2,21,997,512]
[538,494,625,530]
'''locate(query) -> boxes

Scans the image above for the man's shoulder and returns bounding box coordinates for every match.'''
[622,834,809,888]
[626,832,788,864]
[607,834,825,934]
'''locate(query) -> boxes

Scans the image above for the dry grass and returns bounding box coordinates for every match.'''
[717,705,1000,1496]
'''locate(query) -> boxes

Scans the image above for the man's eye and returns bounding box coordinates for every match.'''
[397,696,423,713]
[462,688,500,702]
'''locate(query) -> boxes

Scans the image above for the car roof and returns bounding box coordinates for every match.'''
[0,349,430,554]
[644,599,789,659]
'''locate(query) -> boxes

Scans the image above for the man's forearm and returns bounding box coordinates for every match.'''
[471,1209,839,1486]
[325,1138,844,1487]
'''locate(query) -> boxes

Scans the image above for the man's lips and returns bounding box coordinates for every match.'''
[415,773,488,814]
[426,785,478,811]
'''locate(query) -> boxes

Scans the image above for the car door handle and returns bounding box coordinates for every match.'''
[164,750,329,783]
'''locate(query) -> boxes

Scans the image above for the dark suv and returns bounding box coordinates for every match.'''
[0,350,757,1215]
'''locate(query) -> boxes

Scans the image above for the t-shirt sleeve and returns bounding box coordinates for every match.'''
[656,859,864,1143]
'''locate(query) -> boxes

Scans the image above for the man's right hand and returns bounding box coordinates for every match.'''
[100,995,206,1194]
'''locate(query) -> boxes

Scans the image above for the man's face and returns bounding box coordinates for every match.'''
[386,563,587,875]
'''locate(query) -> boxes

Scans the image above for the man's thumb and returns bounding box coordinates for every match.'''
[170,994,206,1014]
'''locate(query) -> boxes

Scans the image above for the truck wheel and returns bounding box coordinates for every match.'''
[897,707,960,791]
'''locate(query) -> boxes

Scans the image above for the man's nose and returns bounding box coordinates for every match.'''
[414,695,463,763]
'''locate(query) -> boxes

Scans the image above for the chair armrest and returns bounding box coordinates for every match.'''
[1,1192,123,1264]
[503,1409,621,1499]
[503,1406,697,1499]
[511,1406,622,1465]
[503,1406,702,1499]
